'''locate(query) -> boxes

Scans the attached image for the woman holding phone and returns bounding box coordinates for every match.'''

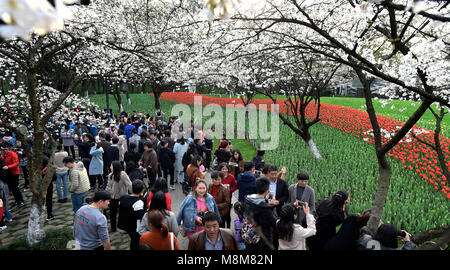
[177,179,221,239]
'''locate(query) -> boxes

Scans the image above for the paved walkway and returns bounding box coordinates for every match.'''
[0,172,239,250]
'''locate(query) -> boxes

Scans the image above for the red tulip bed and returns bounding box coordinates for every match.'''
[160,92,450,200]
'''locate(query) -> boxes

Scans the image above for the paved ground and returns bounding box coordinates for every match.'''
[0,171,239,250]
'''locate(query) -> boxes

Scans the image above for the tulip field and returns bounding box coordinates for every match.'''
[91,93,450,233]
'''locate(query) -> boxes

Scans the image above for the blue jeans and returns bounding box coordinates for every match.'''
[4,209,12,220]
[55,171,69,200]
[174,170,184,183]
[71,192,87,213]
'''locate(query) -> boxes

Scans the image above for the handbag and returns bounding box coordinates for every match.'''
[170,232,174,250]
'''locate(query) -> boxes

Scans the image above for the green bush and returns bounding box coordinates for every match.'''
[0,229,73,250]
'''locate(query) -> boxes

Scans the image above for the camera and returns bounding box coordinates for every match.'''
[297,200,306,207]
[398,230,406,238]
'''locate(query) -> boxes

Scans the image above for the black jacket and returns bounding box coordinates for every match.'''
[105,145,120,169]
[251,156,265,171]
[75,140,93,159]
[323,215,363,250]
[272,179,289,216]
[306,199,346,250]
[196,143,208,159]
[127,168,144,181]
[158,147,175,169]
[243,195,277,250]
[215,149,231,164]
[182,148,198,170]
[124,150,141,166]
[98,140,111,169]
[118,195,146,233]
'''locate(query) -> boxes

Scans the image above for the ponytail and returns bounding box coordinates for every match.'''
[233,201,245,223]
[148,210,169,238]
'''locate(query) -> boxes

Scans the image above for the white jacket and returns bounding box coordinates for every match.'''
[278,213,316,250]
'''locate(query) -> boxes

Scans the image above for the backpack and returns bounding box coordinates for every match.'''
[182,168,198,195]
[240,217,261,244]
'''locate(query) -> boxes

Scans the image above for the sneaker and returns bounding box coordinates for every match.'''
[169,185,175,190]
[23,186,29,192]
[5,218,13,223]
[17,202,25,208]
[46,215,54,221]
[57,199,64,203]
[62,198,68,203]
[0,226,7,233]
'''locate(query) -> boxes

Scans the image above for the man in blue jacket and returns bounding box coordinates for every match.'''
[237,162,256,202]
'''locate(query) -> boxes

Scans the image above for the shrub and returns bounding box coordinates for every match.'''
[0,228,73,250]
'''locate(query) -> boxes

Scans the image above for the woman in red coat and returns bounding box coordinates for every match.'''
[218,163,237,228]
[1,143,24,207]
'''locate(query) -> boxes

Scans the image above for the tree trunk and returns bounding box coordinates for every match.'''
[126,90,131,105]
[27,198,47,246]
[141,84,145,94]
[433,108,450,181]
[307,138,323,159]
[82,80,89,98]
[113,83,123,113]
[366,154,392,235]
[153,90,161,111]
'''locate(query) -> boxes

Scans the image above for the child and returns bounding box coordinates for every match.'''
[233,201,246,250]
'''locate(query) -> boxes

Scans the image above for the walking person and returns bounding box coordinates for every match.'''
[242,177,277,250]
[118,179,146,250]
[104,136,120,189]
[139,210,180,250]
[0,159,12,227]
[138,191,179,236]
[105,161,132,232]
[63,156,90,213]
[73,191,112,250]
[204,129,213,171]
[124,142,141,167]
[173,137,188,185]
[61,125,76,158]
[177,179,221,240]
[42,154,56,221]
[218,163,237,228]
[188,211,238,250]
[233,202,246,250]
[237,162,256,203]
[146,177,172,210]
[139,141,158,188]
[97,133,111,190]
[229,149,244,179]
[126,161,144,182]
[1,142,24,208]
[89,142,104,191]
[158,140,175,190]
[185,155,205,188]
[277,203,316,250]
[54,144,69,203]
[117,129,127,167]
[208,171,230,228]
[15,140,30,191]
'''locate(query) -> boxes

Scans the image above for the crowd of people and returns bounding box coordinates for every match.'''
[0,108,415,251]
